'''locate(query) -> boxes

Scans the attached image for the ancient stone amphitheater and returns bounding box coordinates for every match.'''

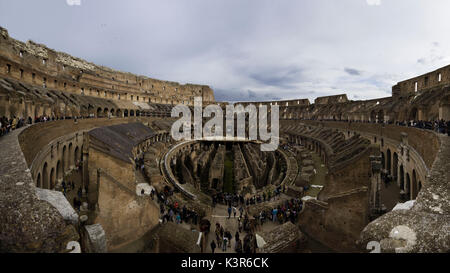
[0,27,448,253]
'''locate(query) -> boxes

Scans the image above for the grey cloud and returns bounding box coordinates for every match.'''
[1,0,449,103]
[344,68,362,76]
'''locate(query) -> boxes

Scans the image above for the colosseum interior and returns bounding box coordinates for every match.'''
[0,25,449,254]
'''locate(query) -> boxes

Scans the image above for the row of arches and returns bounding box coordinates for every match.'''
[91,107,141,118]
[36,143,82,190]
[382,148,422,200]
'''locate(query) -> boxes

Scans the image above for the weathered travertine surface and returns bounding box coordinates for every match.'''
[360,134,450,252]
[0,127,78,252]
[260,222,306,253]
[35,188,79,225]
[82,224,107,253]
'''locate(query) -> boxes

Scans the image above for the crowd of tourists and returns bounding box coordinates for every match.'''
[254,198,303,226]
[0,116,26,137]
[210,222,244,253]
[157,187,200,226]
[0,115,59,137]
[343,118,450,136]
[402,119,450,136]
[212,185,286,208]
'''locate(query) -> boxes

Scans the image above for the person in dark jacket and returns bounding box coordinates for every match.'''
[210,240,216,253]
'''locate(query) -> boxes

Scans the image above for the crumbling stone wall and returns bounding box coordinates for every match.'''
[0,26,215,108]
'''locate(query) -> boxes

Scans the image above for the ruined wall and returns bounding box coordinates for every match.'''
[300,189,369,252]
[0,26,215,107]
[88,142,159,251]
[393,65,450,98]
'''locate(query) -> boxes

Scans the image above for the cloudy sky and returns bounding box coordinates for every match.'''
[1,0,450,102]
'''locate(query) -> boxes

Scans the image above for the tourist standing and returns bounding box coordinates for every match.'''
[235,239,243,253]
[210,240,216,253]
[222,236,228,251]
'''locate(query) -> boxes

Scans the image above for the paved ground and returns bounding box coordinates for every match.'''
[202,203,286,253]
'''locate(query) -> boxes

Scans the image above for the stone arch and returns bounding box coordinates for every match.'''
[42,162,49,189]
[393,152,398,178]
[406,173,411,200]
[378,110,384,123]
[116,109,122,117]
[409,107,418,121]
[68,143,73,168]
[412,170,418,199]
[386,149,392,174]
[110,108,115,117]
[370,110,377,122]
[97,107,102,117]
[62,145,67,172]
[56,160,62,183]
[88,105,94,117]
[74,146,80,166]
[124,109,129,117]
[130,110,135,117]
[50,167,55,190]
[136,110,140,117]
[104,108,109,117]
[399,165,404,191]
[439,95,450,120]
[36,173,41,188]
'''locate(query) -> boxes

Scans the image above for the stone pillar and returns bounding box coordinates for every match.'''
[81,224,107,253]
[369,155,382,216]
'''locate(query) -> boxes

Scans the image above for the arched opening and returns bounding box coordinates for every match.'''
[124,109,129,117]
[130,110,135,117]
[136,110,140,117]
[393,152,398,179]
[104,108,109,117]
[56,160,62,182]
[62,145,67,172]
[97,107,102,118]
[36,173,41,188]
[386,149,392,174]
[88,105,94,117]
[50,168,55,190]
[110,108,115,117]
[412,170,418,199]
[409,107,418,121]
[370,110,377,122]
[42,163,49,189]
[378,110,384,123]
[116,109,122,117]
[399,165,404,191]
[74,146,80,166]
[68,143,73,169]
[439,95,450,120]
[406,173,411,200]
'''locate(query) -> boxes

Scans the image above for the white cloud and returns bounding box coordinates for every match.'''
[2,0,450,103]
[66,0,81,6]
[366,0,381,6]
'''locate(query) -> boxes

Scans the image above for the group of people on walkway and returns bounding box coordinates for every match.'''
[211,223,243,253]
[158,192,200,226]
[0,116,26,137]
[254,198,303,226]
[212,185,287,208]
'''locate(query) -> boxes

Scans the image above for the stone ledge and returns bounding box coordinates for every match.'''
[0,127,77,252]
[35,188,78,225]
